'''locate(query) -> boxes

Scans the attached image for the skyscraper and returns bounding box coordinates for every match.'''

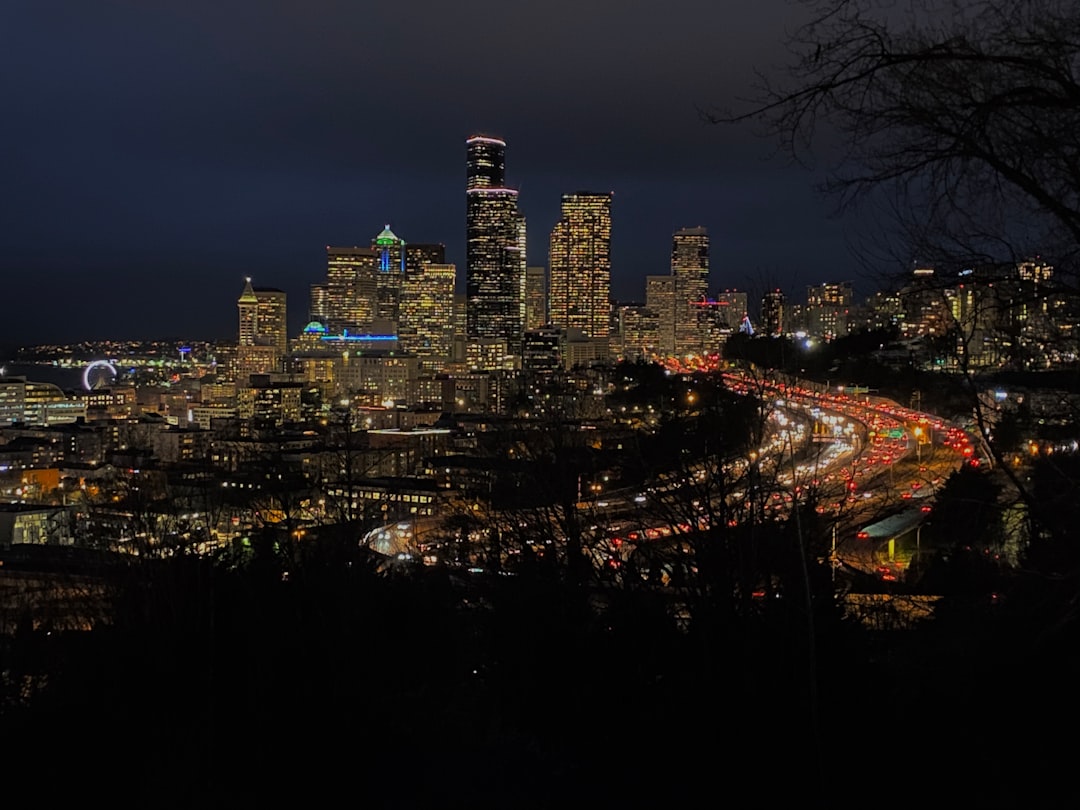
[237,278,287,380]
[465,135,527,354]
[806,281,853,340]
[373,225,407,328]
[400,262,457,373]
[761,289,786,337]
[322,226,437,337]
[525,265,547,331]
[548,192,613,339]
[646,275,676,356]
[671,226,710,356]
[325,245,378,333]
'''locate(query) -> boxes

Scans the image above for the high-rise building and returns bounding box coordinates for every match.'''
[322,227,438,338]
[309,283,329,325]
[372,225,407,328]
[325,245,378,333]
[405,242,447,274]
[711,290,749,330]
[806,281,853,340]
[671,226,710,356]
[525,265,547,331]
[694,290,749,346]
[548,192,613,339]
[465,135,527,355]
[615,304,658,361]
[466,135,504,190]
[400,263,457,373]
[646,275,676,355]
[761,289,786,337]
[237,278,287,379]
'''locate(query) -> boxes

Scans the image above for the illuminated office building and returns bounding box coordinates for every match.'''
[0,377,87,426]
[761,289,786,337]
[711,290,749,331]
[525,265,547,330]
[309,282,329,325]
[548,192,612,339]
[373,225,407,327]
[646,275,676,356]
[465,135,527,355]
[325,245,378,333]
[615,304,657,361]
[671,226,710,356]
[237,278,287,379]
[806,281,853,340]
[400,263,457,373]
[322,227,441,338]
[405,242,447,273]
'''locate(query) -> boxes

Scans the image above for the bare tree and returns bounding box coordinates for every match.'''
[710,0,1080,275]
[710,0,1080,549]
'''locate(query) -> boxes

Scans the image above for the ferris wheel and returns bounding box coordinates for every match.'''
[83,360,119,391]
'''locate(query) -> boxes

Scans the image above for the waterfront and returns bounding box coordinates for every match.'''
[0,362,87,392]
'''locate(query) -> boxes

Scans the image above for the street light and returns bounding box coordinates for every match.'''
[913,426,923,463]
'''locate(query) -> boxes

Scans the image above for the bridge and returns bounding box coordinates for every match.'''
[855,505,931,578]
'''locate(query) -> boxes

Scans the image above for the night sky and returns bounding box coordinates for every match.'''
[2,1,871,346]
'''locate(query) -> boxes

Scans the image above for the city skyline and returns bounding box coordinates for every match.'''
[1,1,871,348]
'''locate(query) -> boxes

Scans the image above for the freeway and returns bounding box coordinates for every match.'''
[600,373,971,583]
[716,373,971,580]
[361,371,975,587]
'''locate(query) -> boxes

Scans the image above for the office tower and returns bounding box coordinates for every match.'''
[237,278,287,378]
[615,303,657,362]
[465,135,527,354]
[326,245,378,333]
[323,227,434,337]
[466,135,504,190]
[761,289,786,337]
[548,192,613,339]
[373,225,407,327]
[522,326,563,375]
[806,281,853,340]
[525,265,547,330]
[671,226,710,356]
[405,243,447,273]
[400,263,457,373]
[712,290,749,331]
[646,275,676,355]
[309,283,329,325]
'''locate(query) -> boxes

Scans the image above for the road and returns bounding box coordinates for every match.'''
[361,371,976,586]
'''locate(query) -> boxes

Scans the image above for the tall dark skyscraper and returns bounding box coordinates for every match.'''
[761,289,786,337]
[465,135,527,354]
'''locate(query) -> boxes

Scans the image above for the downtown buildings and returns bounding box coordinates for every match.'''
[227,132,1080,411]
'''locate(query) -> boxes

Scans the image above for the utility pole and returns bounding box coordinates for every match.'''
[830,521,838,585]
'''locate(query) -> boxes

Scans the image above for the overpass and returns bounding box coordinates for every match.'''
[855,505,930,577]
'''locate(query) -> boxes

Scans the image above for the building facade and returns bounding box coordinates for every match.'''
[525,265,547,331]
[806,281,853,341]
[548,192,612,341]
[761,289,786,337]
[237,279,287,380]
[400,263,457,373]
[671,227,710,356]
[646,275,676,356]
[465,135,528,355]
